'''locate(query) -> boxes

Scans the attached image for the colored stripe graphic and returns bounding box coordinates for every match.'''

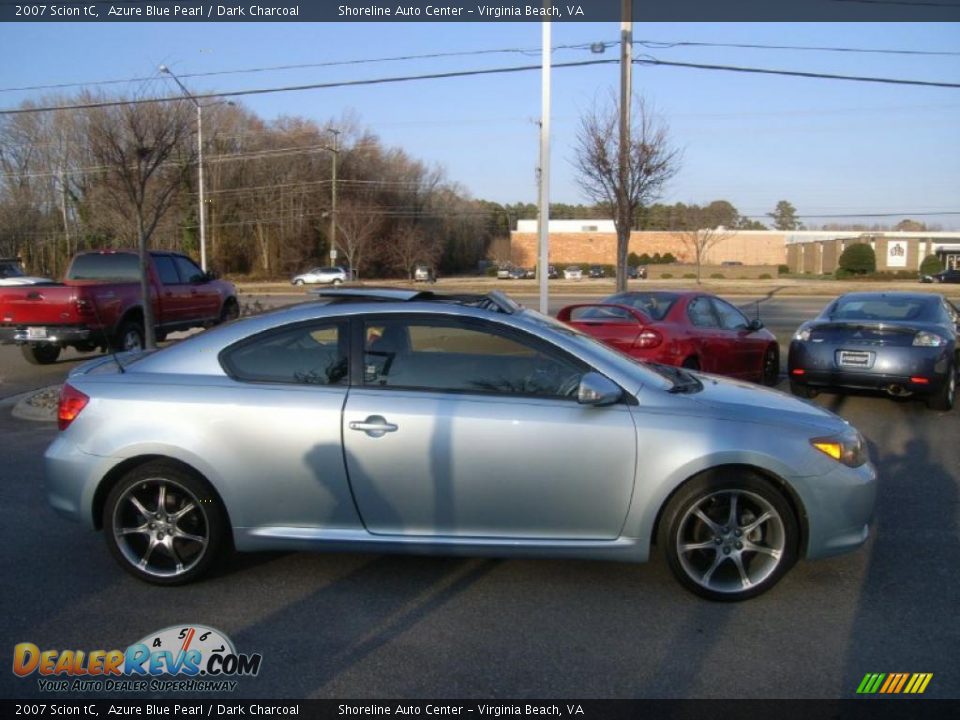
[857,673,933,694]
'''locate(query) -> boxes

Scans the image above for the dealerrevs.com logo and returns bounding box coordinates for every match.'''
[13,625,262,693]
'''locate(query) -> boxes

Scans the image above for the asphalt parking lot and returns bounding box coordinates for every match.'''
[0,292,957,699]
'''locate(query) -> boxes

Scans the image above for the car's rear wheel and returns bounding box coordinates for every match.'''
[294,279,305,286]
[927,359,956,411]
[103,462,227,585]
[789,379,818,398]
[761,346,780,386]
[682,356,700,371]
[333,278,343,286]
[21,343,61,365]
[660,470,799,601]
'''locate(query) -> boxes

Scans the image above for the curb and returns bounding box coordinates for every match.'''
[6,384,60,423]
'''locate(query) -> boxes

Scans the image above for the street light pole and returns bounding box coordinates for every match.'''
[159,64,209,271]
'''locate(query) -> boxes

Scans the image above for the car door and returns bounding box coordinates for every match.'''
[153,255,191,326]
[685,296,727,373]
[173,255,219,321]
[710,297,766,380]
[342,315,638,540]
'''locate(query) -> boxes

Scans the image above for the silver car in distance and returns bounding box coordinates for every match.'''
[45,289,876,601]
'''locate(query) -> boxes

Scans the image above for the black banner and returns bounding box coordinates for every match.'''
[2,0,960,23]
[2,700,960,720]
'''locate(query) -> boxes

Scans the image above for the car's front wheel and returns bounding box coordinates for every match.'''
[761,346,780,386]
[103,462,228,585]
[659,470,799,601]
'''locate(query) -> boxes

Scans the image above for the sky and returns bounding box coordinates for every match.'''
[1,20,958,229]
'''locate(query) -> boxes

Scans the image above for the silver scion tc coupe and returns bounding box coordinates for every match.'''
[45,289,876,601]
[788,292,959,410]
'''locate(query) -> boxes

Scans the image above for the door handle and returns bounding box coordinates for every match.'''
[349,415,398,438]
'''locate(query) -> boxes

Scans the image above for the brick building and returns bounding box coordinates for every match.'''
[510,220,960,273]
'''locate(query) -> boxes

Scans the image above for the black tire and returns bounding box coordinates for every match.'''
[113,319,144,352]
[293,279,305,286]
[682,356,700,371]
[21,343,61,365]
[219,298,240,324]
[789,379,818,399]
[761,346,780,386]
[927,359,956,411]
[659,469,799,602]
[333,278,343,286]
[102,461,228,585]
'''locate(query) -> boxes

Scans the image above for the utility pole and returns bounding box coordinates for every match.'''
[617,0,633,293]
[58,166,70,272]
[327,127,341,267]
[538,16,551,315]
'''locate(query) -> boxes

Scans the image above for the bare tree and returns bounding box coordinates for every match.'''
[574,94,681,292]
[679,226,736,284]
[389,223,441,279]
[335,200,380,279]
[85,96,195,349]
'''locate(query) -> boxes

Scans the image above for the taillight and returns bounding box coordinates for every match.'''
[58,383,89,431]
[634,329,663,349]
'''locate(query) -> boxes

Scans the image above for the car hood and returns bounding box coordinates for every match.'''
[0,276,54,286]
[678,372,849,434]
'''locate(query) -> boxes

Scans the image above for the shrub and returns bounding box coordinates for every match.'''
[759,273,772,280]
[834,267,852,279]
[661,273,673,279]
[683,273,697,279]
[628,252,641,266]
[710,273,725,279]
[486,266,499,277]
[778,264,790,275]
[920,254,943,276]
[662,253,677,264]
[838,243,876,275]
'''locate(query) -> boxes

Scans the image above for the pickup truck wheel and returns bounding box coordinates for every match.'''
[21,343,61,365]
[114,321,145,352]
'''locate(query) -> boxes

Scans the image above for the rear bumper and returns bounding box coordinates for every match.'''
[788,341,950,394]
[0,325,95,345]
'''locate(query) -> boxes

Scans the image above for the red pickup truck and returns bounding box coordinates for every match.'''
[0,250,239,364]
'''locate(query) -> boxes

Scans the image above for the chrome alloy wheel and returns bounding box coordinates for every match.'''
[675,489,787,595]
[112,478,210,579]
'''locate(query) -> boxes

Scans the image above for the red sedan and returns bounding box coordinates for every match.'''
[557,291,781,385]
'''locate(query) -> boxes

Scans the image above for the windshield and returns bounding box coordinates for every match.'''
[828,295,940,323]
[67,253,140,281]
[604,292,679,321]
[0,261,25,279]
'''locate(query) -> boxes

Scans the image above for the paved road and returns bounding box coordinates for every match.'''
[1,384,957,699]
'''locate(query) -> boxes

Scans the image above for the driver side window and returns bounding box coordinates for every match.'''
[362,318,584,399]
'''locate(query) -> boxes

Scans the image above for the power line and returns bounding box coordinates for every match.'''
[4,54,960,118]
[5,36,958,96]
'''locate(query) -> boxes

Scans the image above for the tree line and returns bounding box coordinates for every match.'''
[1,92,933,282]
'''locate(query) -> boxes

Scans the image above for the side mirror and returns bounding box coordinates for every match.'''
[203,270,219,282]
[577,372,623,406]
[748,319,764,332]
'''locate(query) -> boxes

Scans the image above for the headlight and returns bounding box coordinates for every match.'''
[811,428,867,468]
[793,327,811,342]
[913,331,945,347]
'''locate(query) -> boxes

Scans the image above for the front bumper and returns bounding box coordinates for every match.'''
[799,460,877,560]
[788,341,950,395]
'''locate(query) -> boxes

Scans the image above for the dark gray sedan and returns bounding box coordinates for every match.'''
[788,292,959,410]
